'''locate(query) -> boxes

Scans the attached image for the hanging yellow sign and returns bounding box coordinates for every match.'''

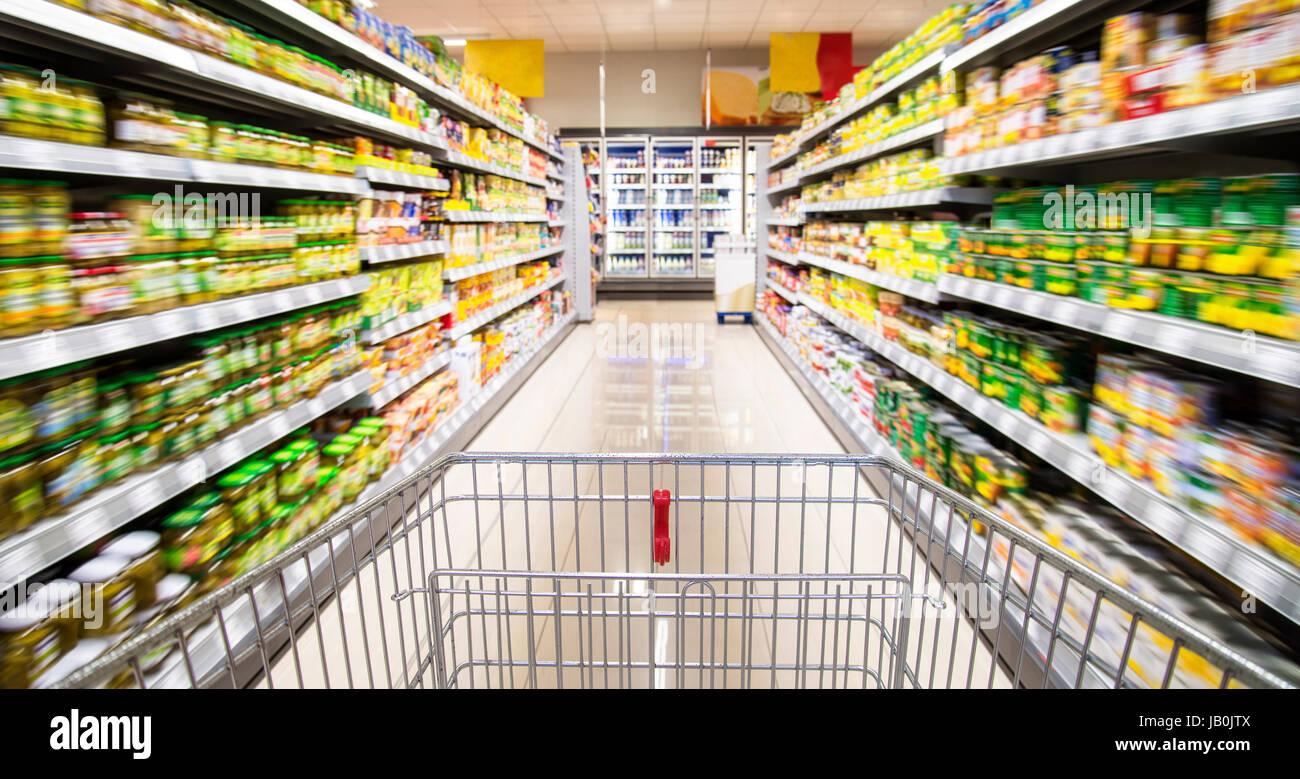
[769,33,821,94]
[465,39,545,98]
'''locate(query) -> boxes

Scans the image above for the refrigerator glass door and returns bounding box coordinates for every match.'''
[604,136,650,278]
[649,137,698,278]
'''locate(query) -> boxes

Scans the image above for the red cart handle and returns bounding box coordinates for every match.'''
[653,489,671,566]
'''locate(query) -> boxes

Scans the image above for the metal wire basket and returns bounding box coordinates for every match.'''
[55,453,1294,689]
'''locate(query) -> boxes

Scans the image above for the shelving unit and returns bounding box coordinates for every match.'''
[365,352,452,408]
[361,300,453,345]
[0,0,580,690]
[0,136,369,194]
[797,251,942,304]
[138,310,577,690]
[443,245,565,282]
[446,274,566,340]
[765,278,798,305]
[755,314,1113,689]
[602,137,651,279]
[938,276,1300,388]
[0,276,370,381]
[0,370,373,589]
[748,0,1300,675]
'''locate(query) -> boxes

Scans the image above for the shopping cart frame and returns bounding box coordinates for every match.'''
[53,452,1294,690]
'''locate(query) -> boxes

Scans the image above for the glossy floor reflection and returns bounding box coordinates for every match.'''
[258,299,1010,689]
[471,298,843,454]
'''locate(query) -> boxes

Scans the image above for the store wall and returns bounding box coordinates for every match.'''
[525,46,883,130]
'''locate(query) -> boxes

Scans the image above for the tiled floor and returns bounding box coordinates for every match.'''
[256,299,1010,689]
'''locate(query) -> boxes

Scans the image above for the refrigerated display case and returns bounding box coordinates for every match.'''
[650,137,697,278]
[574,131,776,287]
[697,137,743,279]
[604,136,650,278]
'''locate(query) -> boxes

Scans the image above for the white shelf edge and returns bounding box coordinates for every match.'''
[443,245,564,281]
[443,210,550,223]
[799,187,996,213]
[797,251,941,303]
[367,352,452,408]
[764,277,798,305]
[361,299,452,345]
[359,240,450,264]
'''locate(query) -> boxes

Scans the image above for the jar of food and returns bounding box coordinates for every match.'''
[217,468,262,533]
[125,371,165,427]
[193,337,229,388]
[71,258,136,326]
[29,362,98,448]
[244,373,274,419]
[20,256,71,333]
[27,181,67,256]
[174,252,212,305]
[0,604,66,688]
[225,380,250,429]
[100,530,164,609]
[234,330,260,380]
[197,545,241,596]
[67,555,137,638]
[160,500,233,575]
[270,444,314,501]
[95,376,132,436]
[128,253,181,315]
[316,465,343,520]
[0,257,41,336]
[122,572,195,675]
[158,361,207,415]
[174,113,209,158]
[0,450,44,536]
[158,412,200,462]
[209,121,237,162]
[128,422,163,470]
[97,428,135,485]
[0,179,34,260]
[107,194,177,255]
[245,460,278,520]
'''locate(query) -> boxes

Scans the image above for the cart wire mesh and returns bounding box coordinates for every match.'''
[56,453,1294,690]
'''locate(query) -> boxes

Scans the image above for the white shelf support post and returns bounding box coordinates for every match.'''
[563,144,595,322]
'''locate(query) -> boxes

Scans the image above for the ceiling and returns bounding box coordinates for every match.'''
[370,0,949,52]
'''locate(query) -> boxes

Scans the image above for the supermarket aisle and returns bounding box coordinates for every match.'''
[470,298,846,454]
[259,299,1011,690]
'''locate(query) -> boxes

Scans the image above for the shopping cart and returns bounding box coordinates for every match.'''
[56,453,1292,690]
